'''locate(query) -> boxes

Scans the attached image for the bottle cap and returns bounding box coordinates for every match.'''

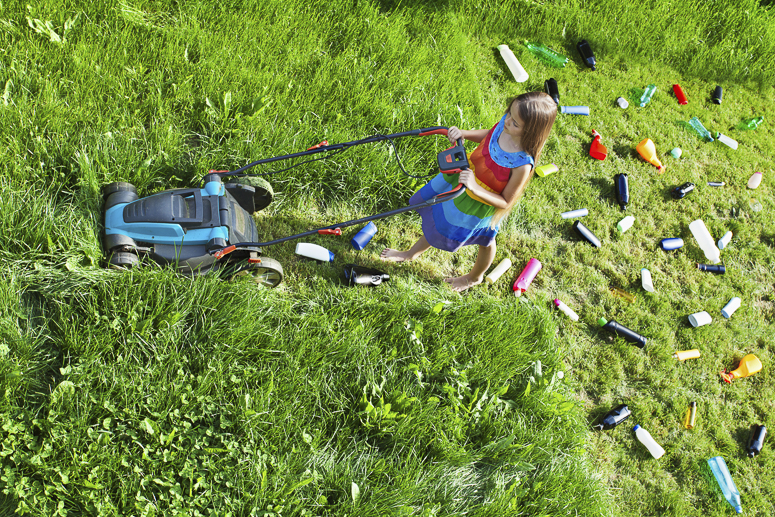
[633,425,640,431]
[689,401,696,408]
[598,317,608,326]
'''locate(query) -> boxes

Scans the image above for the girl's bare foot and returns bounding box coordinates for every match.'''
[443,274,483,292]
[380,248,416,262]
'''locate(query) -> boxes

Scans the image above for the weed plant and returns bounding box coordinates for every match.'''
[1,0,774,516]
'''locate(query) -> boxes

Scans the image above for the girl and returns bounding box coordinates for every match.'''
[381,91,557,291]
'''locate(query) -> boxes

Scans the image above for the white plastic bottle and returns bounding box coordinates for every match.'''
[641,268,655,292]
[715,132,738,150]
[717,231,733,250]
[485,258,512,284]
[617,215,635,233]
[747,171,763,189]
[295,242,334,262]
[497,45,529,83]
[633,425,665,459]
[688,219,720,264]
[553,299,579,321]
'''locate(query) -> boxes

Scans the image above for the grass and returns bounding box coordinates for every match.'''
[1,0,774,515]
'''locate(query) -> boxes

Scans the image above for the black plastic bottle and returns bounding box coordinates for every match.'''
[712,85,723,105]
[598,317,647,348]
[697,264,726,274]
[576,40,596,70]
[544,78,560,105]
[593,404,631,431]
[572,220,601,248]
[614,173,629,210]
[672,182,695,199]
[343,264,390,286]
[748,425,767,458]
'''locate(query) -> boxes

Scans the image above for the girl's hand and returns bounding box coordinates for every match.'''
[458,168,476,189]
[448,126,463,144]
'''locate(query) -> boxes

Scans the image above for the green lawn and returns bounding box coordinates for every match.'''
[1,0,774,515]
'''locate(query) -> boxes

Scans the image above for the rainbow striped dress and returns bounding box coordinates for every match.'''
[410,114,534,252]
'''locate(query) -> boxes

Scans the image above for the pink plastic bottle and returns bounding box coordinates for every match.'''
[513,258,542,296]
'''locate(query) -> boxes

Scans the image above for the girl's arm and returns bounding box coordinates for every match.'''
[457,164,532,209]
[448,127,489,144]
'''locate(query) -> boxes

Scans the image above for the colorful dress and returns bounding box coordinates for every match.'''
[410,114,534,252]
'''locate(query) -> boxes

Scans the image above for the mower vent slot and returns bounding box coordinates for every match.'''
[124,189,213,228]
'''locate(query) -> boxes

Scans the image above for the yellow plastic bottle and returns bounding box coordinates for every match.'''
[721,354,762,383]
[636,138,665,173]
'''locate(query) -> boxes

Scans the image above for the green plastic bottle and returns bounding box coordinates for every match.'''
[739,116,764,130]
[639,84,657,107]
[524,41,568,68]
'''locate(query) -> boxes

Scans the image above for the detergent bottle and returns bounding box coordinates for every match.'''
[721,353,762,383]
[589,130,608,160]
[636,139,665,173]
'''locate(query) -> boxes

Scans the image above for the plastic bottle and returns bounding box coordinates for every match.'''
[351,222,377,250]
[614,173,629,210]
[610,287,635,303]
[673,84,688,105]
[589,130,607,160]
[711,85,723,105]
[698,263,725,274]
[687,117,714,142]
[660,238,684,251]
[721,297,741,319]
[593,404,631,431]
[739,116,763,130]
[343,264,390,286]
[616,96,629,109]
[534,163,558,177]
[688,311,712,328]
[598,318,647,348]
[512,258,542,296]
[689,219,721,264]
[560,105,590,115]
[717,231,733,250]
[617,216,635,233]
[573,221,601,247]
[747,171,763,189]
[721,354,762,384]
[669,147,682,159]
[707,456,742,514]
[683,401,697,429]
[639,84,657,107]
[497,44,529,83]
[524,41,568,67]
[553,299,579,321]
[636,138,665,172]
[295,242,334,262]
[633,425,665,459]
[641,268,655,292]
[747,425,767,458]
[576,39,596,70]
[672,182,695,199]
[708,181,725,187]
[673,349,701,361]
[485,258,512,284]
[560,208,588,219]
[715,132,738,150]
[544,78,560,104]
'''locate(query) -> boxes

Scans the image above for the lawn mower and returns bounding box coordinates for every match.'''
[102,126,469,287]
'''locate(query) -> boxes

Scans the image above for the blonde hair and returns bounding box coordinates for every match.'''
[490,91,557,228]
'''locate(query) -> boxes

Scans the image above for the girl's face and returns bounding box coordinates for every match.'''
[503,105,525,140]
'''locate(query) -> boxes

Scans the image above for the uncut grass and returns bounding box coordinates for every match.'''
[1,0,775,516]
[3,268,604,515]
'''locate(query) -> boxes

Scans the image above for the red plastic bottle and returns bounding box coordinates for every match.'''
[673,84,688,105]
[589,130,608,160]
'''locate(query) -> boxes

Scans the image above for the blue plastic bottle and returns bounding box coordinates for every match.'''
[707,456,742,514]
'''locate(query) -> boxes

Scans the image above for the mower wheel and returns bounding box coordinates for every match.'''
[235,176,274,212]
[102,182,137,201]
[226,257,284,288]
[108,251,139,270]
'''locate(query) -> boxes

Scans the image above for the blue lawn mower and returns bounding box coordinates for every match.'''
[102,126,468,287]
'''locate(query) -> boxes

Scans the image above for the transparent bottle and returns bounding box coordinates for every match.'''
[739,116,763,130]
[688,117,714,142]
[707,456,742,514]
[633,425,665,459]
[639,84,657,107]
[524,41,568,68]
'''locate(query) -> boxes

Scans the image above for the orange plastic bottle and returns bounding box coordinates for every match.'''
[721,354,762,383]
[636,138,665,173]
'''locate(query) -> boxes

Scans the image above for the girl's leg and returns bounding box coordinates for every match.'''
[380,236,432,262]
[444,243,496,292]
